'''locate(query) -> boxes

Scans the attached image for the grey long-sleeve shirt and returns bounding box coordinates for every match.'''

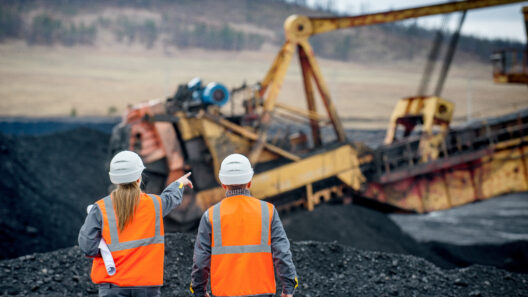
[78,181,185,257]
[191,189,297,297]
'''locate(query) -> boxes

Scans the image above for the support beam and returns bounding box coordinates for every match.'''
[203,114,300,161]
[249,41,295,165]
[299,44,322,146]
[298,40,346,142]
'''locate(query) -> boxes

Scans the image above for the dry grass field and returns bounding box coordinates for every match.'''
[0,41,526,129]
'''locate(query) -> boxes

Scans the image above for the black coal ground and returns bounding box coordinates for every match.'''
[1,233,527,297]
[281,203,451,267]
[1,124,528,296]
[0,128,111,259]
[281,203,528,273]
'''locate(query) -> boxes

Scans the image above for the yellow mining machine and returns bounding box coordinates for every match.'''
[492,6,528,84]
[110,0,528,230]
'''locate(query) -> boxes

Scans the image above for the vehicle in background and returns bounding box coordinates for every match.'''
[110,0,528,230]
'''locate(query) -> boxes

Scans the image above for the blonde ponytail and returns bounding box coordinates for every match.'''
[112,182,141,232]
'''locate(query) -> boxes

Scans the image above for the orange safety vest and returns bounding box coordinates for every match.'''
[209,195,275,296]
[91,193,165,287]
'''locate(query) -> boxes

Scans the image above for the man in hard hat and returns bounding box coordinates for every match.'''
[190,153,298,297]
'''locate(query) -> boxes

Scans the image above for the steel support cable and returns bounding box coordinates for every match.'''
[418,14,451,96]
[434,10,467,97]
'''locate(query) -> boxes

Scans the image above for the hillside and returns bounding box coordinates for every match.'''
[0,0,524,62]
[0,0,526,124]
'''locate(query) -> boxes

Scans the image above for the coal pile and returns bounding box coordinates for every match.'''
[0,117,119,136]
[0,128,111,259]
[281,204,451,268]
[1,121,527,296]
[1,233,527,297]
[422,240,528,273]
[390,193,528,273]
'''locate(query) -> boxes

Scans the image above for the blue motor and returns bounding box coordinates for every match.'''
[202,82,230,107]
[186,77,229,107]
[166,77,230,114]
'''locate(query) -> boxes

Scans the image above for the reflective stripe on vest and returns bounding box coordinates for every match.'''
[209,196,276,296]
[91,193,165,287]
[102,194,164,251]
[211,199,271,255]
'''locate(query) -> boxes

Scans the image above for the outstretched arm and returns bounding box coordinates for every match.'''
[160,172,193,217]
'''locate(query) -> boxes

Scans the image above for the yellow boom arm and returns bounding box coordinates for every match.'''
[248,0,527,164]
[291,0,526,37]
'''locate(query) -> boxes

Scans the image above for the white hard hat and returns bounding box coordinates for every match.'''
[218,154,254,185]
[109,151,146,185]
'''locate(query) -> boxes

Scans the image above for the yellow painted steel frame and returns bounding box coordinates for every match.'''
[493,7,528,86]
[494,73,528,84]
[185,1,527,216]
[493,6,528,85]
[176,113,299,182]
[306,0,525,34]
[384,96,454,144]
[364,136,528,213]
[196,144,364,210]
[249,0,525,164]
[384,96,454,162]
[247,38,347,164]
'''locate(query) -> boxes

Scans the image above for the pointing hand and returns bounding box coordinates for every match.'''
[176,172,193,189]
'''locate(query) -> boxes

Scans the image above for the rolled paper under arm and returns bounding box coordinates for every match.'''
[87,204,116,276]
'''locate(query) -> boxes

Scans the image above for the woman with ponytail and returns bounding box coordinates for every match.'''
[78,151,193,297]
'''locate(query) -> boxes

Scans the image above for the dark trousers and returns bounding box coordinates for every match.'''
[98,283,161,297]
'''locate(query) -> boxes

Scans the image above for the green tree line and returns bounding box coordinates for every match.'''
[0,6,23,41]
[0,1,523,62]
[169,22,264,51]
[0,7,265,51]
[1,7,96,46]
[27,14,96,46]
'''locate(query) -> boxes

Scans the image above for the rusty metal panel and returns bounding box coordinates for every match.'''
[385,179,425,213]
[444,167,477,207]
[364,180,426,213]
[364,141,528,213]
[419,174,452,212]
[154,122,184,171]
[475,147,528,199]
